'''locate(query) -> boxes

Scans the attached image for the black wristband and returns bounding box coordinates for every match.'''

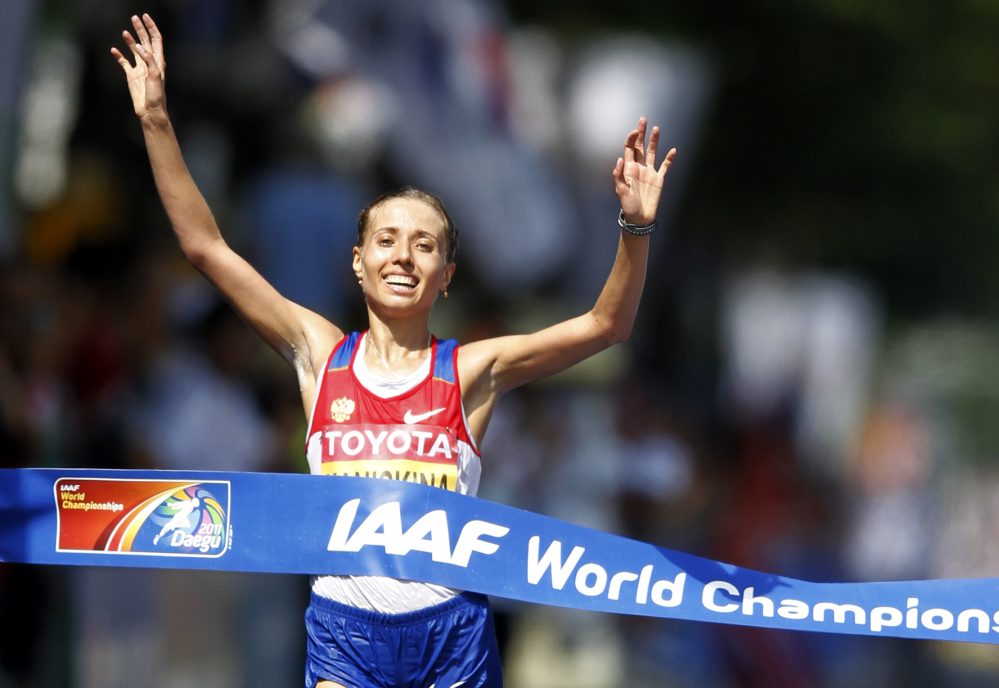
[618,209,656,236]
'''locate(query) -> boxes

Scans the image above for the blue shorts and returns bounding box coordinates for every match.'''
[304,592,503,688]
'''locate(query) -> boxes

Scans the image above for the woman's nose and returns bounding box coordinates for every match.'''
[393,242,412,264]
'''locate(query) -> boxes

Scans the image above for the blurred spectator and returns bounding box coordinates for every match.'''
[707,425,832,688]
[613,382,698,547]
[127,300,276,472]
[722,270,881,478]
[845,404,933,582]
[566,39,713,301]
[246,167,361,321]
[291,0,580,293]
[0,0,34,254]
[0,265,77,468]
[934,471,999,580]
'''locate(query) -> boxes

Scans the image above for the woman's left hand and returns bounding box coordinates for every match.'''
[613,117,676,226]
[111,14,168,124]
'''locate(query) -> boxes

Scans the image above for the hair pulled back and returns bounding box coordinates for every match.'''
[356,187,459,264]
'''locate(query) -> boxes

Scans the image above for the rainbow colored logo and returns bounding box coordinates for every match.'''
[117,484,228,555]
[55,479,230,558]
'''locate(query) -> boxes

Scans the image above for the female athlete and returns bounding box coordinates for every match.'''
[112,13,676,688]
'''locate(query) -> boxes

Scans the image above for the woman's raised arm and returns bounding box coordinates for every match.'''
[458,117,675,443]
[111,15,341,409]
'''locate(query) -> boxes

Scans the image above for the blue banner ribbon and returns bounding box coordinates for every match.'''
[2,468,998,643]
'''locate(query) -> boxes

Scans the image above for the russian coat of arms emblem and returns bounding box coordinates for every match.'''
[330,397,355,423]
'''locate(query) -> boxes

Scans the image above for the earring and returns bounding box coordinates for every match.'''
[442,289,448,298]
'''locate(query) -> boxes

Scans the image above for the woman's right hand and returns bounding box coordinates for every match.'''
[110,14,167,123]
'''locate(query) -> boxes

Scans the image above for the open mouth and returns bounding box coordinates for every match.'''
[383,274,419,291]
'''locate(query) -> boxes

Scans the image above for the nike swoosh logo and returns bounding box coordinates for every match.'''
[404,408,447,424]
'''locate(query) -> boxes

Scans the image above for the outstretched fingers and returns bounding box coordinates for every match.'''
[110,47,133,75]
[122,30,141,58]
[133,41,161,79]
[121,31,149,80]
[612,156,630,195]
[623,129,640,164]
[132,15,152,51]
[646,126,660,168]
[633,117,647,164]
[657,148,677,179]
[144,14,163,45]
[143,14,166,75]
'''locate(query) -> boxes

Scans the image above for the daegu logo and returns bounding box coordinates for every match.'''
[122,485,229,556]
[148,488,227,553]
[327,499,508,567]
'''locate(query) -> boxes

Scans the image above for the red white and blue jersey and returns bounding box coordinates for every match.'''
[305,332,481,497]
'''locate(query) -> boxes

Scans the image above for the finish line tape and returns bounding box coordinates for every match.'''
[2,468,998,643]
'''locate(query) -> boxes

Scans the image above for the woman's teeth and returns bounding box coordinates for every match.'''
[384,275,418,288]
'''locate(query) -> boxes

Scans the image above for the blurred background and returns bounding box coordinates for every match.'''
[3,0,999,686]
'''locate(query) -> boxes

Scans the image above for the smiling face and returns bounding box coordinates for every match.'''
[352,197,455,319]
